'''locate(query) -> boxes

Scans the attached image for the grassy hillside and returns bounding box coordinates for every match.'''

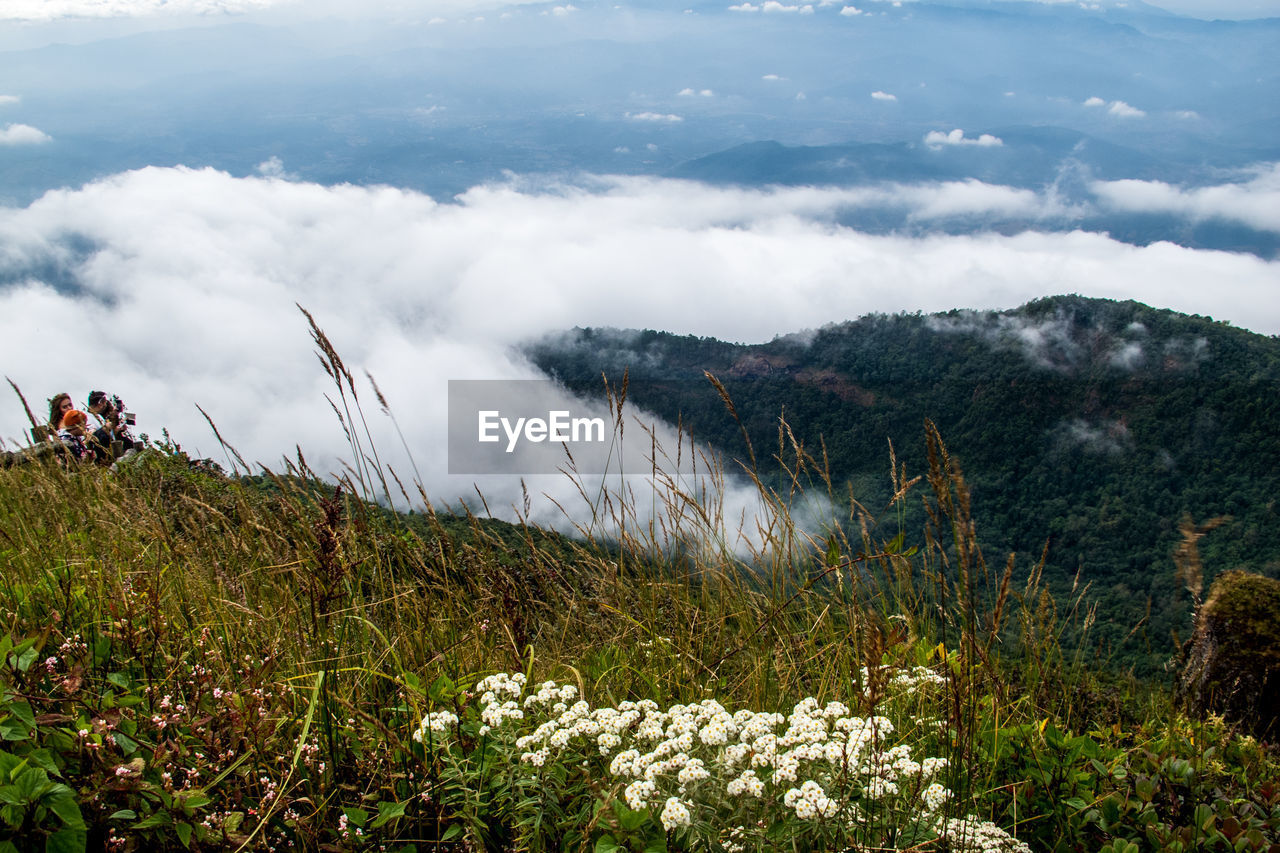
[1,410,1277,850]
[527,295,1280,675]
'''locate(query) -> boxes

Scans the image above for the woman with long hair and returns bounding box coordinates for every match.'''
[48,392,73,429]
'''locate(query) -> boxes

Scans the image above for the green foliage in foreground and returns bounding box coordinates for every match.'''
[0,435,1278,851]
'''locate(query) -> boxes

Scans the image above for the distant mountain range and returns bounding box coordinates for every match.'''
[526,295,1280,674]
[2,0,1276,255]
[666,130,1279,256]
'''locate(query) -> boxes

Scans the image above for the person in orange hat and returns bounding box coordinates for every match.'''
[56,407,94,462]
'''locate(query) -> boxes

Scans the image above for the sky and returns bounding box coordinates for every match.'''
[1,0,1277,530]
[0,0,1278,22]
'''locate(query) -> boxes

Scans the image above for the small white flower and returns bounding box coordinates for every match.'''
[624,779,656,810]
[659,796,691,830]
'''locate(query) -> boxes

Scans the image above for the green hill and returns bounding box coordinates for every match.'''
[527,295,1280,674]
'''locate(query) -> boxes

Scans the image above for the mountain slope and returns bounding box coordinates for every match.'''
[527,295,1280,673]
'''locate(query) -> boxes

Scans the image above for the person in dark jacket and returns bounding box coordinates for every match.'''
[87,390,136,460]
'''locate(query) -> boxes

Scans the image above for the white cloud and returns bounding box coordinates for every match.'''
[550,4,578,15]
[0,96,19,107]
[923,129,1003,149]
[1058,419,1131,455]
[626,112,683,122]
[0,0,554,22]
[0,124,52,145]
[870,90,897,101]
[1175,110,1201,120]
[0,0,279,20]
[762,1,815,12]
[678,88,714,97]
[1090,163,1280,233]
[729,2,761,10]
[840,5,864,14]
[1,167,1277,526]
[762,74,783,81]
[887,180,1044,220]
[1107,100,1146,118]
[255,156,296,180]
[1084,96,1146,118]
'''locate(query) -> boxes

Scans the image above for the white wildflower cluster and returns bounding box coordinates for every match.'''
[936,816,1033,853]
[475,672,527,735]
[473,676,947,823]
[659,796,692,830]
[416,671,1029,850]
[783,779,837,819]
[890,665,948,692]
[412,709,458,742]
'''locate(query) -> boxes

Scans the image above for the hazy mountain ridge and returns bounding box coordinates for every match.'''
[666,130,1279,255]
[527,295,1280,673]
[2,0,1276,221]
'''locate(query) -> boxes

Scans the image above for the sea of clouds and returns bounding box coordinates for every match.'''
[1,165,1277,535]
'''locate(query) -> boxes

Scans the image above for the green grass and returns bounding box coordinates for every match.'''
[1,330,1277,851]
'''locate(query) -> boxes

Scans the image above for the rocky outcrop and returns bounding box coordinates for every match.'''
[1178,570,1280,738]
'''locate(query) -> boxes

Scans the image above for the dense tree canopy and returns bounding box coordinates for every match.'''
[527,296,1280,675]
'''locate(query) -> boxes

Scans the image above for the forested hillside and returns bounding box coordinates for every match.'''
[527,295,1280,674]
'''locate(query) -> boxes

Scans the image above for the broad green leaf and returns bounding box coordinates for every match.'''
[6,703,34,730]
[886,531,905,554]
[25,751,58,776]
[370,799,406,829]
[642,835,668,853]
[45,828,86,853]
[0,721,29,742]
[593,835,622,853]
[46,791,85,830]
[428,675,455,703]
[13,648,38,674]
[111,733,138,755]
[132,811,173,830]
[612,801,647,832]
[178,791,211,811]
